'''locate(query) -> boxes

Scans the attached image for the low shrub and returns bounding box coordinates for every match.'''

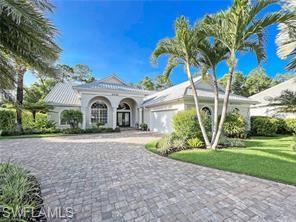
[1,128,61,136]
[223,112,247,138]
[157,135,173,156]
[187,137,204,148]
[140,123,148,131]
[0,109,15,131]
[218,135,246,147]
[251,116,278,136]
[173,108,211,141]
[285,119,296,134]
[0,163,45,221]
[62,128,85,134]
[171,138,187,149]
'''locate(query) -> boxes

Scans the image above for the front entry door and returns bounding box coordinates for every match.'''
[117,112,130,127]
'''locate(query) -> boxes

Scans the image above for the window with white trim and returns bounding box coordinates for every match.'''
[91,102,108,124]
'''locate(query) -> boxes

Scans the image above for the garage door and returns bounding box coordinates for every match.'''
[150,109,178,133]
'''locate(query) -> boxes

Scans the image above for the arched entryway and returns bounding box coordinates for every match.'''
[117,98,138,128]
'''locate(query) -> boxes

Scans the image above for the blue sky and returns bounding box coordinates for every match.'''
[25,0,289,86]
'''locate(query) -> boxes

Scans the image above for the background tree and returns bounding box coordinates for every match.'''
[57,64,95,83]
[272,73,296,85]
[245,67,272,96]
[154,75,172,90]
[0,0,61,132]
[139,76,155,90]
[202,0,293,149]
[219,72,248,96]
[23,83,52,121]
[276,0,296,70]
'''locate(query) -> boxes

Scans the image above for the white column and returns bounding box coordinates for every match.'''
[81,106,87,129]
[139,108,143,125]
[112,106,117,129]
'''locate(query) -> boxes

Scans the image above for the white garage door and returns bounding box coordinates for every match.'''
[150,109,177,133]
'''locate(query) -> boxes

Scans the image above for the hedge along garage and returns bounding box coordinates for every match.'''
[150,109,178,133]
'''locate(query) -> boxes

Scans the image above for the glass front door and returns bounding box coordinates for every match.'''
[117,112,130,127]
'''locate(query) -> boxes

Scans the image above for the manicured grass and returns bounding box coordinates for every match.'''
[146,136,296,185]
[0,133,65,140]
[145,140,159,154]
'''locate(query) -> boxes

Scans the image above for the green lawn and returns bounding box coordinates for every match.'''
[146,136,296,185]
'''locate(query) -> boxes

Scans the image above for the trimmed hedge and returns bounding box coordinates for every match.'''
[0,127,120,137]
[251,116,278,136]
[286,119,296,134]
[251,116,296,136]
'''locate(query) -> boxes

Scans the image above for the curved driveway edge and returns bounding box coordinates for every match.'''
[1,131,295,222]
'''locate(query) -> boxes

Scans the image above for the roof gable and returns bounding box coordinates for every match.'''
[98,75,127,86]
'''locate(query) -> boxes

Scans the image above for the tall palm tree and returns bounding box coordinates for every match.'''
[202,0,294,149]
[197,40,228,142]
[0,0,61,132]
[152,16,212,148]
[276,0,296,70]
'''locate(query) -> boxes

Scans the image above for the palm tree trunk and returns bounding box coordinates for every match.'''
[16,66,26,133]
[211,67,219,143]
[212,52,236,149]
[185,62,211,148]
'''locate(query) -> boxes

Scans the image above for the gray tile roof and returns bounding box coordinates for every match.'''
[45,82,80,106]
[143,76,257,107]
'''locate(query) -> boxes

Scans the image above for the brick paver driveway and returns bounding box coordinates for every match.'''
[1,131,296,222]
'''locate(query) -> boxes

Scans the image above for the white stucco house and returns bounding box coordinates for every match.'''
[249,77,296,119]
[45,74,256,133]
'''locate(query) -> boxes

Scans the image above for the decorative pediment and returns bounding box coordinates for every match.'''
[98,75,127,86]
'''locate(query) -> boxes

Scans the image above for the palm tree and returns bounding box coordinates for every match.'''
[152,16,212,148]
[202,0,294,149]
[0,0,61,132]
[197,40,228,142]
[276,0,296,70]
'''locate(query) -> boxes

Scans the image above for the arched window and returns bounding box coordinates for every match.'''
[233,108,240,113]
[117,102,130,110]
[201,107,212,116]
[91,102,108,124]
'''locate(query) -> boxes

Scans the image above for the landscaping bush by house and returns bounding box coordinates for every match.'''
[172,108,211,141]
[223,112,247,138]
[0,109,15,131]
[60,109,83,129]
[251,116,296,136]
[285,119,296,134]
[251,116,278,136]
[0,163,45,221]
[187,137,204,148]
